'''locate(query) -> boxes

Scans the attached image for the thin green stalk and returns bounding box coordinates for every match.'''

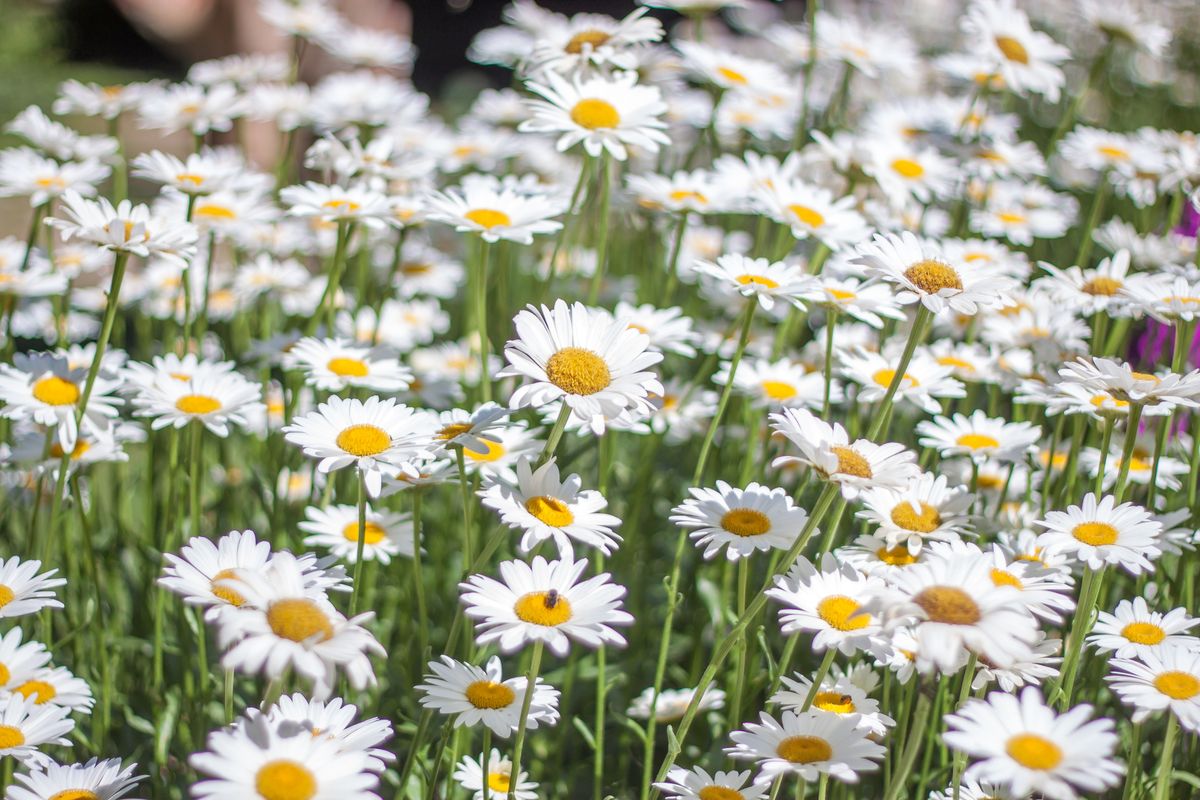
[593,555,608,800]
[1152,713,1178,800]
[1111,403,1143,503]
[307,220,351,335]
[508,641,545,800]
[693,300,757,486]
[587,153,612,304]
[799,648,838,711]
[475,238,494,402]
[482,728,493,800]
[949,653,978,800]
[1073,177,1109,269]
[538,404,572,466]
[1053,566,1106,709]
[883,689,932,800]
[350,469,368,615]
[410,489,429,667]
[661,213,690,302]
[866,305,932,441]
[1093,416,1116,498]
[729,557,751,725]
[455,447,476,572]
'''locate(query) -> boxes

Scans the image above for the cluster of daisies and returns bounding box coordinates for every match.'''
[2,0,1200,797]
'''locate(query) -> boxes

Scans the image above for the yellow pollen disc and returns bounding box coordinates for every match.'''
[1097,145,1130,161]
[876,545,918,566]
[669,189,709,205]
[525,495,575,527]
[326,357,369,377]
[169,372,192,381]
[267,599,333,643]
[401,262,432,275]
[465,680,516,709]
[210,568,247,606]
[776,735,833,764]
[1164,295,1200,305]
[1083,277,1122,296]
[937,356,976,372]
[904,259,963,294]
[36,176,66,189]
[788,204,826,228]
[341,521,387,545]
[698,788,745,800]
[545,347,612,396]
[831,446,872,479]
[1072,521,1119,546]
[569,98,621,129]
[990,568,1022,589]
[717,66,748,84]
[513,591,573,626]
[175,394,222,415]
[335,424,391,457]
[994,35,1029,64]
[465,439,507,463]
[890,501,941,533]
[565,29,611,53]
[321,199,361,214]
[0,724,25,749]
[872,368,919,389]
[957,433,1000,450]
[761,380,797,400]
[1121,621,1165,645]
[15,680,56,704]
[1090,394,1129,409]
[49,439,91,460]
[720,508,772,537]
[195,204,236,220]
[437,422,473,441]
[464,208,511,229]
[175,172,205,186]
[891,158,926,179]
[487,772,512,793]
[817,595,870,631]
[736,274,780,289]
[0,663,8,684]
[826,288,856,301]
[48,791,100,800]
[813,692,856,714]
[1153,671,1200,700]
[1130,371,1159,382]
[32,375,80,406]
[255,759,318,800]
[914,586,981,624]
[997,212,1026,224]
[1006,734,1062,770]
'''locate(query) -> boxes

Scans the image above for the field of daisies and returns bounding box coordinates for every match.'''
[4,0,1200,798]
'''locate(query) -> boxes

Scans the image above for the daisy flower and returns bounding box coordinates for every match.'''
[280,182,392,228]
[0,694,74,766]
[6,757,143,800]
[0,557,65,620]
[971,629,1062,694]
[726,710,886,783]
[930,778,1022,800]
[425,179,566,245]
[612,301,698,357]
[460,422,541,484]
[265,694,394,773]
[799,277,906,329]
[53,79,143,119]
[129,149,240,196]
[191,713,380,800]
[453,749,538,800]
[979,545,1076,625]
[674,41,789,95]
[654,767,770,800]
[757,180,870,251]
[625,170,720,215]
[131,370,263,438]
[627,686,725,723]
[962,0,1070,101]
[0,352,122,452]
[857,473,974,554]
[839,347,966,415]
[283,395,436,497]
[943,687,1122,800]
[771,673,895,738]
[501,299,663,434]
[47,190,198,265]
[670,481,809,562]
[767,554,887,656]
[714,356,834,410]
[417,655,559,738]
[1088,597,1200,659]
[1107,647,1200,730]
[286,337,412,393]
[852,231,1012,316]
[691,254,813,312]
[0,148,109,207]
[861,138,957,205]
[1036,249,1133,316]
[1059,357,1200,409]
[1035,493,1163,575]
[430,403,511,455]
[0,629,50,692]
[480,456,622,558]
[917,411,1041,464]
[459,555,632,657]
[770,407,919,499]
[299,503,414,564]
[7,664,94,713]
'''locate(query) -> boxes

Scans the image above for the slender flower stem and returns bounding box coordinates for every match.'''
[1053,565,1106,709]
[481,728,493,800]
[1047,41,1113,152]
[350,469,368,615]
[587,153,612,305]
[410,489,429,667]
[1073,177,1109,269]
[593,556,609,800]
[949,654,978,800]
[538,403,572,466]
[729,557,751,725]
[822,309,838,418]
[1152,713,1179,800]
[508,641,545,800]
[1093,416,1116,498]
[693,300,757,486]
[883,689,932,800]
[661,213,690,302]
[1111,403,1144,503]
[455,447,476,573]
[799,648,838,711]
[475,238,494,402]
[867,305,933,441]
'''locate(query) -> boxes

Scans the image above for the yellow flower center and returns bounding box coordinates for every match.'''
[816,595,870,631]
[761,380,797,400]
[1072,522,1118,547]
[788,204,826,228]
[513,591,573,626]
[341,521,387,545]
[566,29,611,53]
[938,356,976,372]
[994,36,1029,64]
[1005,734,1063,770]
[736,274,780,289]
[990,568,1023,589]
[831,446,872,478]
[997,212,1026,225]
[776,735,833,764]
[465,439,506,463]
[437,422,474,441]
[176,172,205,186]
[826,288,856,301]
[570,98,621,129]
[525,495,575,527]
[49,439,91,460]
[32,376,80,406]
[891,158,926,179]
[1153,671,1200,700]
[1083,277,1123,296]
[0,663,8,684]
[717,66,748,84]
[872,368,919,389]
[904,260,963,294]
[1130,371,1159,383]
[545,347,612,396]
[669,189,709,205]
[335,424,391,457]
[876,545,918,566]
[890,501,941,533]
[321,199,361,214]
[175,394,222,415]
[466,680,516,709]
[914,586,981,624]
[957,433,1000,450]
[1090,394,1129,409]
[464,208,511,229]
[195,204,237,220]
[0,725,25,749]
[49,791,100,800]
[210,568,246,606]
[36,176,66,189]
[266,599,333,643]
[326,357,369,377]
[15,680,56,704]
[813,692,856,714]
[487,771,512,793]
[255,759,317,800]
[720,508,772,537]
[698,788,746,800]
[1097,145,1130,161]
[1121,621,1165,645]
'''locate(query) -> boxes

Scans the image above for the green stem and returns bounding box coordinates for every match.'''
[1053,566,1106,709]
[883,689,932,800]
[350,469,368,615]
[475,238,494,403]
[692,300,757,486]
[587,153,612,305]
[1094,416,1116,498]
[799,648,838,711]
[1152,713,1178,800]
[538,404,572,466]
[1112,403,1144,503]
[455,447,476,575]
[866,305,932,441]
[508,641,545,800]
[822,310,837,417]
